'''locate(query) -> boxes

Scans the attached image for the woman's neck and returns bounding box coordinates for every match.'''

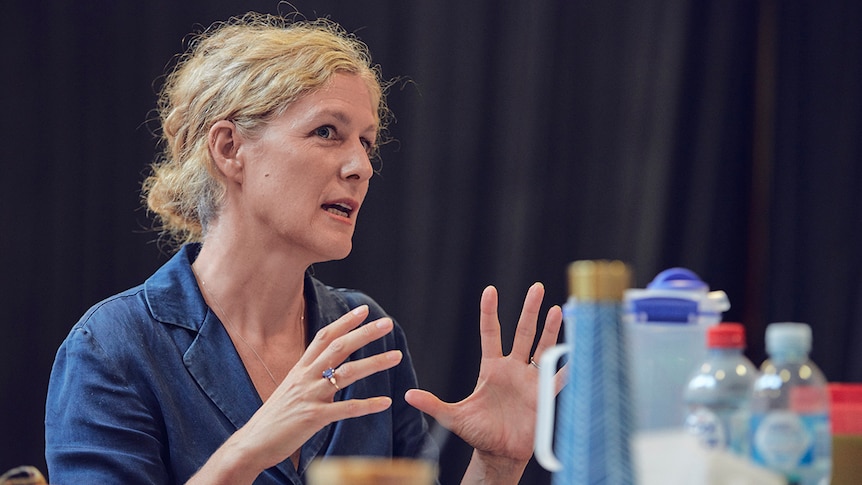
[192,235,308,340]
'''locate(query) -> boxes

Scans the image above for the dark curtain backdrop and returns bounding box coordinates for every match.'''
[2,1,860,483]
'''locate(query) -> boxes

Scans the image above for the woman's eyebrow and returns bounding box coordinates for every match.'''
[312,108,377,131]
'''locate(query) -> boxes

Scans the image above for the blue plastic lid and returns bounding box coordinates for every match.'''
[631,297,699,323]
[646,267,709,292]
[627,267,716,324]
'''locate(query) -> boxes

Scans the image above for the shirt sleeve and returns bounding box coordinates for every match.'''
[45,324,171,485]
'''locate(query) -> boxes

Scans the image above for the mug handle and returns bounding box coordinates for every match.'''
[533,343,571,472]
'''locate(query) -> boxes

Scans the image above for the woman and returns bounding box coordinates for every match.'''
[45,13,563,485]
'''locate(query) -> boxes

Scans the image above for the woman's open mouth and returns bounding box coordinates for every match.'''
[322,202,354,218]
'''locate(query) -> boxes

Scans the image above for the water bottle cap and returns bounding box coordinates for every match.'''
[706,322,746,348]
[765,322,812,355]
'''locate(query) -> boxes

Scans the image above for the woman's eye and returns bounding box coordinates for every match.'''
[361,138,373,153]
[315,126,335,139]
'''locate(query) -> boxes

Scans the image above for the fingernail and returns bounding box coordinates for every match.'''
[352,305,368,315]
[389,350,403,361]
[376,318,392,329]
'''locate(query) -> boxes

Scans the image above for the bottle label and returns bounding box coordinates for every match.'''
[686,406,750,455]
[686,407,726,449]
[751,411,830,474]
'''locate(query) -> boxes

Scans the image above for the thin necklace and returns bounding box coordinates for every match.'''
[196,272,305,387]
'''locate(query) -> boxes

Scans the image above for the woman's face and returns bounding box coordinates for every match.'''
[233,72,378,263]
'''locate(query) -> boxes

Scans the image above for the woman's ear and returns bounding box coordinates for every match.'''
[208,120,243,182]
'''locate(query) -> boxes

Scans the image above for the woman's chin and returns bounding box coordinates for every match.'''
[318,244,353,263]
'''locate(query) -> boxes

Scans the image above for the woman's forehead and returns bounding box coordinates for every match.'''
[295,73,379,123]
[273,73,379,131]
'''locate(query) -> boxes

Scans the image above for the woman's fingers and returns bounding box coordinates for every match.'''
[328,396,394,419]
[478,283,563,365]
[306,306,394,366]
[318,316,396,367]
[532,304,563,359]
[319,349,403,396]
[309,346,400,423]
[299,306,403,398]
[404,389,451,427]
[304,305,371,357]
[478,286,503,360]
[510,282,546,362]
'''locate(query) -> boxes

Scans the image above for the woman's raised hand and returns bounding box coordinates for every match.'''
[190,305,401,483]
[404,283,564,483]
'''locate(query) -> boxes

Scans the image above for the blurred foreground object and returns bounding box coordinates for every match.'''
[623,267,729,431]
[829,382,862,485]
[0,467,46,485]
[535,260,635,485]
[633,430,784,485]
[750,322,831,485]
[306,457,437,485]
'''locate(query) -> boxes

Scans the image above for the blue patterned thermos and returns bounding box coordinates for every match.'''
[535,260,635,485]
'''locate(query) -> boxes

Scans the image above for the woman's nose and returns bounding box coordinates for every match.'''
[341,139,374,181]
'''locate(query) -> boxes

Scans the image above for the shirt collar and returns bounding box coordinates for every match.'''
[143,244,208,331]
[142,243,356,336]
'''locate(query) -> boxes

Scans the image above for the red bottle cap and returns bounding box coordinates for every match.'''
[706,322,746,348]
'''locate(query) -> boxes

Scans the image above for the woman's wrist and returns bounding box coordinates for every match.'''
[461,449,528,485]
[185,428,271,485]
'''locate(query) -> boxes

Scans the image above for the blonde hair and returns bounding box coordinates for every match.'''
[143,13,389,247]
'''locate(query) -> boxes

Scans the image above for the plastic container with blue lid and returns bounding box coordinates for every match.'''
[623,267,730,432]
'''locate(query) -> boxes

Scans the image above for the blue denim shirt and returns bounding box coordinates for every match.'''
[45,244,432,484]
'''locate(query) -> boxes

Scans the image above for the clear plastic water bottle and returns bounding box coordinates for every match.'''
[683,322,758,455]
[750,322,831,485]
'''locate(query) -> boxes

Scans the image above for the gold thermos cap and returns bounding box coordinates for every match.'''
[567,260,632,301]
